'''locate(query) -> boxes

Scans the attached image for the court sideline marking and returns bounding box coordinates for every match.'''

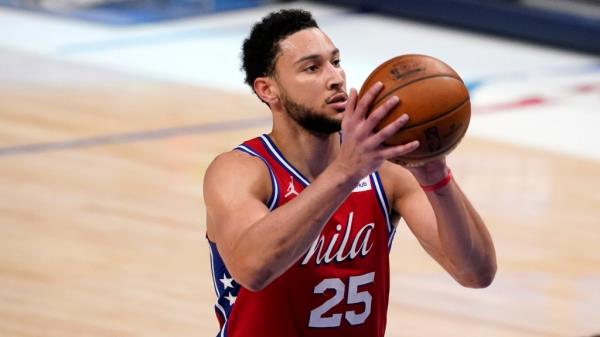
[0,117,271,158]
[1,80,597,158]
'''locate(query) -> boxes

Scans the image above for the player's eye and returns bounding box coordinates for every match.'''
[332,59,341,67]
[305,65,319,73]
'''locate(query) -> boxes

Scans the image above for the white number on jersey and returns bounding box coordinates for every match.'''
[308,272,375,328]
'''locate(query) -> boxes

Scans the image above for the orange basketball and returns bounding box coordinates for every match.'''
[359,54,471,166]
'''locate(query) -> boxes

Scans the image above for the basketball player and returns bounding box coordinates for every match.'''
[203,9,496,337]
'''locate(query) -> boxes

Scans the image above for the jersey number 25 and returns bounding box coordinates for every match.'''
[308,272,375,328]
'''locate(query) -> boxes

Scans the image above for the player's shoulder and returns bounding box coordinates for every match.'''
[205,149,270,183]
[203,149,273,201]
[207,148,263,170]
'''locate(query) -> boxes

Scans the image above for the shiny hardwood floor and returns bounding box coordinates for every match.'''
[1,48,598,337]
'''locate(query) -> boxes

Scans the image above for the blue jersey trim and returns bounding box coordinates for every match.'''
[208,240,238,337]
[259,134,311,187]
[208,242,221,298]
[219,321,228,337]
[235,145,278,210]
[370,171,397,249]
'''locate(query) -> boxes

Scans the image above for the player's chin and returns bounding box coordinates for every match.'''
[328,110,345,123]
[325,108,346,123]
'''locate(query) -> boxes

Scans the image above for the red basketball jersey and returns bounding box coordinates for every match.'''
[208,134,396,337]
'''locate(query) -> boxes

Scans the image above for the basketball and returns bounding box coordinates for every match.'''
[359,54,471,166]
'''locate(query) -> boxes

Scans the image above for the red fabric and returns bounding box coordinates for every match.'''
[216,136,392,337]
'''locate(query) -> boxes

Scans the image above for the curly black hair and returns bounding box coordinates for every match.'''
[241,9,318,91]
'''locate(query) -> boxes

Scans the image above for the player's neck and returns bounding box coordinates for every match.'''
[269,125,340,181]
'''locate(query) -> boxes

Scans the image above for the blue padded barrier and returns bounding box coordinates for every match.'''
[313,0,600,55]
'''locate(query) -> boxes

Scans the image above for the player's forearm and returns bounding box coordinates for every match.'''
[425,182,496,288]
[229,164,359,291]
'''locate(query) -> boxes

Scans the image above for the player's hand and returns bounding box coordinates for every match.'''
[406,156,450,186]
[334,82,419,181]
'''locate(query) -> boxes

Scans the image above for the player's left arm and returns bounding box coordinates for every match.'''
[382,157,497,288]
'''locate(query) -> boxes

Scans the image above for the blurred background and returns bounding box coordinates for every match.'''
[0,1,599,337]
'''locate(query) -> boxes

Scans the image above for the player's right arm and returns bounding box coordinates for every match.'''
[204,149,360,291]
[204,83,418,292]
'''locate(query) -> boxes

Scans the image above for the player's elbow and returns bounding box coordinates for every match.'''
[459,262,496,288]
[226,245,283,292]
[465,270,495,288]
[234,265,275,292]
[242,277,268,292]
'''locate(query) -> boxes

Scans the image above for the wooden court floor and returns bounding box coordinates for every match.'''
[1,48,599,337]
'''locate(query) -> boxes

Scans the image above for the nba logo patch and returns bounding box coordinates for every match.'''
[352,176,372,193]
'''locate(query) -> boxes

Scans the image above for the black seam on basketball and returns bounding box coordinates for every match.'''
[360,54,443,93]
[371,74,466,108]
[397,107,471,159]
[399,122,469,159]
[393,97,469,131]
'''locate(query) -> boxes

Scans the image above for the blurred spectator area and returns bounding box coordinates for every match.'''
[0,0,271,24]
[0,0,598,54]
[314,0,600,55]
[522,0,600,19]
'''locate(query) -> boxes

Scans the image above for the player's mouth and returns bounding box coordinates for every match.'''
[326,92,348,112]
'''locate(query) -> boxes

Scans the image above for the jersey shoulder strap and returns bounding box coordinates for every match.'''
[234,136,280,210]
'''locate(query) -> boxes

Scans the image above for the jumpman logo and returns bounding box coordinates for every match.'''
[285,176,299,198]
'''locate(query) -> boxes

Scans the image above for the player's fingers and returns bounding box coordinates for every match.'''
[354,82,383,119]
[343,88,358,121]
[379,140,420,160]
[364,96,400,131]
[369,112,409,146]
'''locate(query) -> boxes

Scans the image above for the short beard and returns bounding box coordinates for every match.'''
[282,94,341,137]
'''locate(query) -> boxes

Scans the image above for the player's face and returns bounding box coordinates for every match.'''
[273,28,347,135]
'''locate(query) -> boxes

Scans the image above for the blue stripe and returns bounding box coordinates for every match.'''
[208,243,220,297]
[235,145,278,210]
[372,171,391,216]
[208,240,235,337]
[370,172,395,249]
[259,134,310,187]
[0,117,271,158]
[388,226,397,250]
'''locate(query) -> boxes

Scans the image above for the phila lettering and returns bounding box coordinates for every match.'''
[301,212,374,266]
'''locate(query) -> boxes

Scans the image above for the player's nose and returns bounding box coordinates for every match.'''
[326,64,345,91]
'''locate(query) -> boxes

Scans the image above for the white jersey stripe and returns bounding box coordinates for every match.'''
[208,243,230,336]
[208,243,220,297]
[220,319,228,337]
[259,134,311,186]
[236,145,279,210]
[388,226,397,249]
[371,172,392,234]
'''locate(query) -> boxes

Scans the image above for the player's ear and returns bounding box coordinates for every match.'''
[254,77,279,105]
